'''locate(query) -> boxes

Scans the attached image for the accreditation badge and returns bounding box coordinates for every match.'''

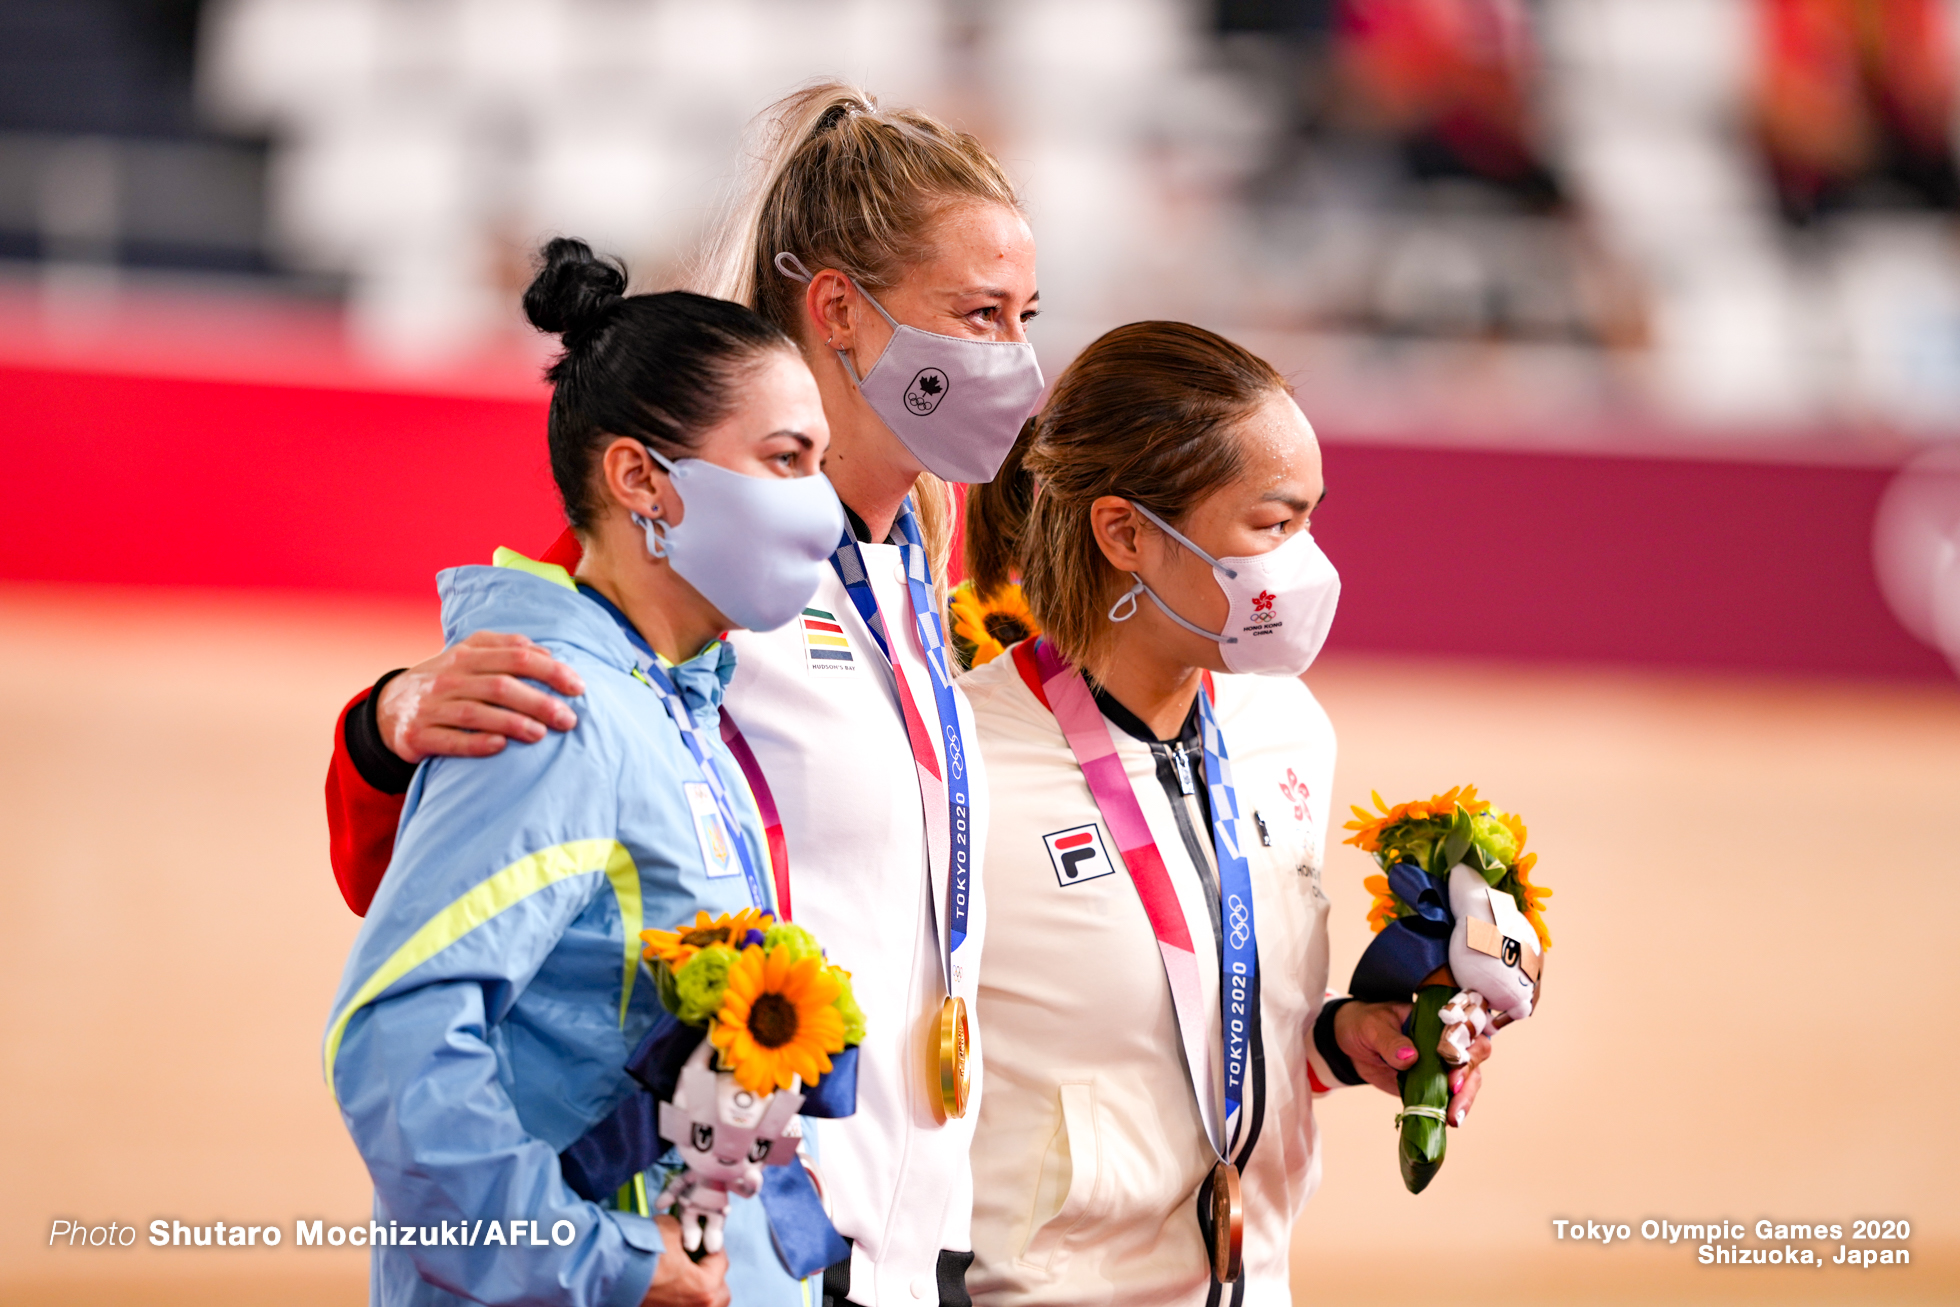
[682,782,737,879]
[935,994,970,1120]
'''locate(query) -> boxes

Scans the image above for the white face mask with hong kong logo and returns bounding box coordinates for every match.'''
[1108,501,1342,677]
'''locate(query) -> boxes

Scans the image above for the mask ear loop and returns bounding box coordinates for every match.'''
[1108,578,1144,623]
[1129,501,1238,580]
[1107,574,1236,644]
[632,441,681,559]
[773,251,900,387]
[631,512,669,559]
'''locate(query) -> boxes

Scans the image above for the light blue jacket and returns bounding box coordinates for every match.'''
[324,561,803,1307]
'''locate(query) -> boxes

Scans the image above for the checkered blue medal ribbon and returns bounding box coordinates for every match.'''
[579,585,772,915]
[828,498,975,987]
[1198,685,1259,1149]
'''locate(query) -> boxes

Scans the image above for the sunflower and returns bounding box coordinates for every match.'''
[1363,873,1401,934]
[1513,852,1554,951]
[641,908,773,969]
[948,581,1039,670]
[711,944,847,1095]
[1342,785,1490,853]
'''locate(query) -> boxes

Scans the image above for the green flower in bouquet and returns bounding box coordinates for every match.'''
[832,970,867,1045]
[671,944,740,1024]
[762,921,824,964]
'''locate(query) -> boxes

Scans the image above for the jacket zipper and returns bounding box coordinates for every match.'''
[1152,742,1221,947]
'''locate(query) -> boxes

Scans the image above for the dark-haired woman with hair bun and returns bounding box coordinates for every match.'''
[323,84,1042,1305]
[955,322,1497,1304]
[325,238,845,1307]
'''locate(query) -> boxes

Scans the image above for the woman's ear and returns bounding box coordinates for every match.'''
[600,437,673,523]
[1089,496,1146,571]
[805,270,855,353]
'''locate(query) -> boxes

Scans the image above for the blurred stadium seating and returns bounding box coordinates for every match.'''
[6,0,1960,678]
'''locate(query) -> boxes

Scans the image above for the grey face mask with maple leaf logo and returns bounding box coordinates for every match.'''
[775,252,1044,484]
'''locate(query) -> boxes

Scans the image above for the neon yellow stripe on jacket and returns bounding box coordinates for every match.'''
[323,839,643,1102]
[492,546,578,590]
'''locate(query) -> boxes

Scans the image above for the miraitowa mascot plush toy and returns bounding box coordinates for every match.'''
[657,1043,806,1255]
[556,911,865,1277]
[1343,787,1552,1193]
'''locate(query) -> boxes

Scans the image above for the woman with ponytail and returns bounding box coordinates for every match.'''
[322,85,1041,1306]
[955,323,1494,1305]
[327,238,844,1307]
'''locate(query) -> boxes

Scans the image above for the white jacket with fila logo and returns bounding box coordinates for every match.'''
[957,645,1347,1307]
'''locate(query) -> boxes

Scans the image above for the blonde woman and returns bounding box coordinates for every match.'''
[956,323,1495,1305]
[323,86,1042,1306]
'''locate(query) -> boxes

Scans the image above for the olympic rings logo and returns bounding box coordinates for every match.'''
[1227,894,1251,949]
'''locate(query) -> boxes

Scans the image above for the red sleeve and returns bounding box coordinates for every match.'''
[540,526,583,572]
[325,687,408,917]
[324,529,580,916]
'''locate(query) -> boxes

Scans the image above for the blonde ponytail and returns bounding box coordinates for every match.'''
[690,80,1022,589]
[691,82,879,305]
[909,470,957,612]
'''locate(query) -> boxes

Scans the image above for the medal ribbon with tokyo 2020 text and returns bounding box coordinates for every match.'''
[578,584,774,917]
[827,498,975,1005]
[1027,637,1263,1170]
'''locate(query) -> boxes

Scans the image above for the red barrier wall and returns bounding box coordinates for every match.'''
[1308,441,1948,679]
[2,361,562,595]
[0,359,1946,680]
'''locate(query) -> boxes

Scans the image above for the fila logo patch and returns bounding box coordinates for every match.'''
[1042,822,1114,888]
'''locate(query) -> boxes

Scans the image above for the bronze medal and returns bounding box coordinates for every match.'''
[1207,1159,1243,1283]
[935,994,970,1120]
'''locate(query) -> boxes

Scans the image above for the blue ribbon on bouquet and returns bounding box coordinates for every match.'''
[1349,862,1457,1003]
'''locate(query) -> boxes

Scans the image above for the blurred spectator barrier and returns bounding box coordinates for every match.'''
[0,352,1947,681]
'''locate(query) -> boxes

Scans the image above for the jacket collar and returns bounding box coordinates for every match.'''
[573,577,736,721]
[437,551,737,722]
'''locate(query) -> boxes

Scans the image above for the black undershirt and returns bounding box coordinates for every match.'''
[841,504,878,545]
[346,667,418,795]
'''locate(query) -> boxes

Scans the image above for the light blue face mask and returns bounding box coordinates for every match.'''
[631,446,845,633]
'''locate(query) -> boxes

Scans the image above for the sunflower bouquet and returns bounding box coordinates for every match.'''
[948,580,1038,670]
[641,909,866,1094]
[633,910,865,1256]
[1343,786,1551,1193]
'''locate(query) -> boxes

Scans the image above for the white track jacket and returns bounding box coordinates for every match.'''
[958,648,1345,1307]
[725,541,987,1307]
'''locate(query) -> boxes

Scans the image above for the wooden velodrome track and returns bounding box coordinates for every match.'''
[2,584,1954,1306]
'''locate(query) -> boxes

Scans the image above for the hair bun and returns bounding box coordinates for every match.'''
[523,237,627,342]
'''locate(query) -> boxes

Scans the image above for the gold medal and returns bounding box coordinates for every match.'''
[1207,1160,1243,1284]
[935,994,970,1120]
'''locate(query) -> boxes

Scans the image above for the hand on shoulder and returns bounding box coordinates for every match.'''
[378,631,586,762]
